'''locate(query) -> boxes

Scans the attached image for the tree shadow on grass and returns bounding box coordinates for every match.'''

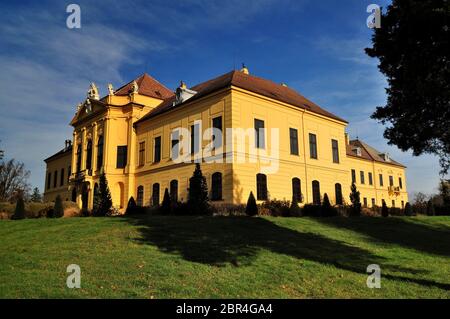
[122,216,450,291]
[312,217,450,258]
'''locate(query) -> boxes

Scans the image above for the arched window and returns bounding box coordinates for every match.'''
[211,172,222,201]
[292,178,302,202]
[137,185,144,206]
[335,183,343,205]
[71,188,77,202]
[86,140,92,170]
[170,180,178,202]
[97,136,104,170]
[152,183,160,206]
[256,174,268,200]
[312,180,321,205]
[76,144,82,172]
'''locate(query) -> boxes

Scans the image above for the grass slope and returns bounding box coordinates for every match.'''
[0,216,449,298]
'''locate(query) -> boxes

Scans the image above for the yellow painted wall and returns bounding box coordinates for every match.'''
[43,151,72,202]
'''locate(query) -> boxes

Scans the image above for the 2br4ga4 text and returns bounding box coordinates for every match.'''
[176,303,273,317]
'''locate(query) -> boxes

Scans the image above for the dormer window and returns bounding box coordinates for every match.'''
[380,152,391,162]
[353,147,362,157]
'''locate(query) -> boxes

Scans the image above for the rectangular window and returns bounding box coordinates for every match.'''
[309,133,317,159]
[138,141,145,166]
[289,128,299,155]
[191,124,200,154]
[401,200,404,208]
[363,198,367,207]
[331,139,339,163]
[171,130,179,160]
[47,172,51,190]
[392,200,395,207]
[360,171,365,184]
[351,169,356,184]
[368,172,373,185]
[389,175,394,186]
[399,177,403,189]
[254,119,265,149]
[379,174,384,187]
[154,137,161,163]
[60,168,64,186]
[116,146,128,168]
[53,170,58,188]
[371,198,376,207]
[212,116,223,149]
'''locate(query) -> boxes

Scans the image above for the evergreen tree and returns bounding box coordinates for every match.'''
[404,202,413,216]
[187,163,210,215]
[94,173,112,216]
[30,187,42,202]
[160,188,171,214]
[245,191,258,216]
[289,194,301,217]
[381,200,389,217]
[322,193,335,217]
[11,196,26,220]
[366,0,450,174]
[125,196,137,215]
[53,195,64,218]
[426,200,435,216]
[349,183,361,216]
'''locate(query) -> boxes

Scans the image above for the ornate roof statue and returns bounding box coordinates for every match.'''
[131,80,139,94]
[107,83,114,95]
[87,82,100,100]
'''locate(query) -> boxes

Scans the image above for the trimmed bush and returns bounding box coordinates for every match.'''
[426,200,435,216]
[53,195,64,218]
[125,196,138,215]
[160,188,171,214]
[187,163,211,215]
[381,200,389,217]
[321,193,338,217]
[289,195,302,217]
[302,204,322,217]
[404,202,413,216]
[11,197,26,220]
[349,183,361,216]
[245,191,258,216]
[262,199,290,217]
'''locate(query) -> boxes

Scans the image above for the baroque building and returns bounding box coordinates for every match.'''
[43,67,408,211]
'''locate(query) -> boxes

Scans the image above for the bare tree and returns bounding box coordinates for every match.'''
[0,159,31,202]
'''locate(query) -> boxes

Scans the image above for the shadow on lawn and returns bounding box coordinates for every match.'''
[312,217,450,258]
[123,216,450,290]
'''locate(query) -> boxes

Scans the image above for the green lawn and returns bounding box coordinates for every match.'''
[0,215,449,298]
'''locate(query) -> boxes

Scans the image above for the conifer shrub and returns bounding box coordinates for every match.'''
[11,197,26,220]
[187,163,211,215]
[53,195,64,218]
[245,191,258,216]
[160,188,171,214]
[404,202,413,216]
[381,200,389,217]
[426,200,435,216]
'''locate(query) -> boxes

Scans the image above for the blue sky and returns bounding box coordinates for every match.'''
[0,0,446,198]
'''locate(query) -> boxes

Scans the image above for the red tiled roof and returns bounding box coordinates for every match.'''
[346,139,405,167]
[114,73,173,100]
[135,70,347,125]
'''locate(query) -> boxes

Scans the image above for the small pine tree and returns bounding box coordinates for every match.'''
[53,195,64,218]
[160,188,171,214]
[245,191,258,216]
[404,202,413,216]
[349,183,361,216]
[187,163,210,215]
[289,194,301,216]
[11,197,26,220]
[322,193,335,217]
[125,196,137,215]
[95,173,112,216]
[381,200,389,217]
[30,187,42,202]
[426,200,435,216]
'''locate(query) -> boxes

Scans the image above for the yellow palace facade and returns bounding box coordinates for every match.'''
[43,67,408,211]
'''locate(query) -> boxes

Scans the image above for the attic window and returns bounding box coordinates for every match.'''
[353,147,362,157]
[380,153,391,162]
